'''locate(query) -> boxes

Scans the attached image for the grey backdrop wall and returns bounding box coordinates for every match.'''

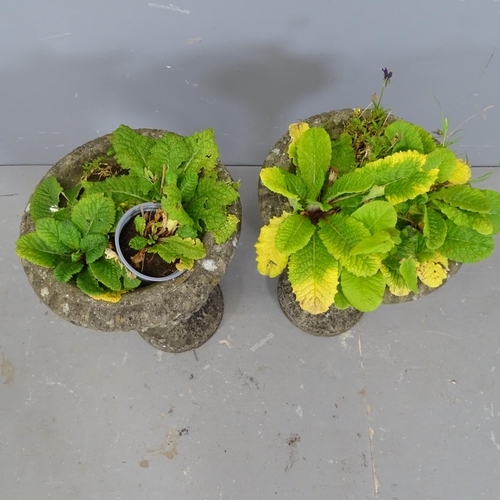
[1,0,499,166]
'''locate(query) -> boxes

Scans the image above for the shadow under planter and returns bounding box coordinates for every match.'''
[19,129,242,353]
[259,109,462,337]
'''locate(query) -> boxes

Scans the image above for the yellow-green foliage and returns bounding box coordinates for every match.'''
[256,115,500,314]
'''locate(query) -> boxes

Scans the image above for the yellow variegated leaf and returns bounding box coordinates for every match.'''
[288,122,310,163]
[380,263,411,296]
[88,290,127,303]
[255,212,290,277]
[176,258,194,271]
[416,253,449,288]
[288,232,339,314]
[448,158,471,185]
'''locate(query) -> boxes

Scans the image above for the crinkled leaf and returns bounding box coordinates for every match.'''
[415,125,437,154]
[121,265,141,290]
[384,120,424,153]
[111,125,155,174]
[153,235,206,262]
[275,213,316,255]
[88,258,123,291]
[434,185,491,213]
[351,200,397,235]
[288,231,339,314]
[432,199,492,235]
[29,176,63,222]
[161,186,194,227]
[417,253,449,288]
[423,207,448,249]
[53,262,84,283]
[58,220,82,250]
[15,232,61,268]
[422,148,457,183]
[211,213,239,244]
[330,132,356,175]
[399,257,418,294]
[484,189,500,234]
[35,218,72,254]
[181,129,219,175]
[296,127,332,200]
[380,262,410,297]
[323,169,375,204]
[350,231,395,256]
[438,220,495,262]
[448,159,471,185]
[76,266,104,296]
[176,225,199,239]
[255,213,291,277]
[129,235,149,250]
[80,234,108,263]
[318,213,381,277]
[283,171,308,200]
[82,175,151,208]
[147,132,190,177]
[341,269,386,312]
[179,171,199,202]
[71,194,116,236]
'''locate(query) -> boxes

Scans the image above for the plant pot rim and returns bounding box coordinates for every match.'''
[114,202,186,283]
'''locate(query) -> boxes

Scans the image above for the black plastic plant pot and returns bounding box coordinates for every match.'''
[114,202,185,284]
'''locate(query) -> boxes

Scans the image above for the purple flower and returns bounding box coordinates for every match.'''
[382,67,393,84]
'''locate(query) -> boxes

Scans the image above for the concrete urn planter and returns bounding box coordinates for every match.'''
[19,129,242,353]
[258,109,461,337]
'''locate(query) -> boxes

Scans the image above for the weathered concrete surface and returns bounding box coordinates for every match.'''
[277,270,363,337]
[138,285,223,352]
[19,130,242,350]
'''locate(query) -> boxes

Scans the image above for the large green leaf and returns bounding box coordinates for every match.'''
[384,120,424,153]
[437,220,495,262]
[71,194,116,236]
[296,127,332,200]
[275,213,316,255]
[318,213,381,277]
[288,232,339,314]
[58,220,82,250]
[53,262,84,283]
[260,167,298,200]
[350,231,395,256]
[88,258,123,291]
[399,257,418,294]
[76,266,104,296]
[423,207,447,249]
[484,189,500,234]
[323,169,375,204]
[147,132,191,177]
[181,128,219,175]
[351,200,397,235]
[432,199,492,236]
[111,125,155,173]
[422,148,457,183]
[29,176,63,222]
[82,175,151,208]
[153,235,206,262]
[80,234,108,263]
[433,185,491,213]
[15,232,61,268]
[35,218,72,254]
[211,213,240,244]
[340,269,386,312]
[330,133,356,175]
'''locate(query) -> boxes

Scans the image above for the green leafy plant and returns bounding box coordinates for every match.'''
[127,207,206,272]
[256,69,500,314]
[16,126,240,301]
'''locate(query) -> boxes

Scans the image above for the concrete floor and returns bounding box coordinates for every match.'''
[1,165,500,499]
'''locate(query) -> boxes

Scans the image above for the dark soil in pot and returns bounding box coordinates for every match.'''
[118,218,178,278]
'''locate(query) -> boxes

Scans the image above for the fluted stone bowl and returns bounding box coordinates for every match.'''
[19,129,242,352]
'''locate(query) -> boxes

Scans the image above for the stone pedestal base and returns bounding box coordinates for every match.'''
[138,285,224,352]
[277,271,363,337]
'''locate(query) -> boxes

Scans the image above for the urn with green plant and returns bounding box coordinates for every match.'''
[256,70,500,330]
